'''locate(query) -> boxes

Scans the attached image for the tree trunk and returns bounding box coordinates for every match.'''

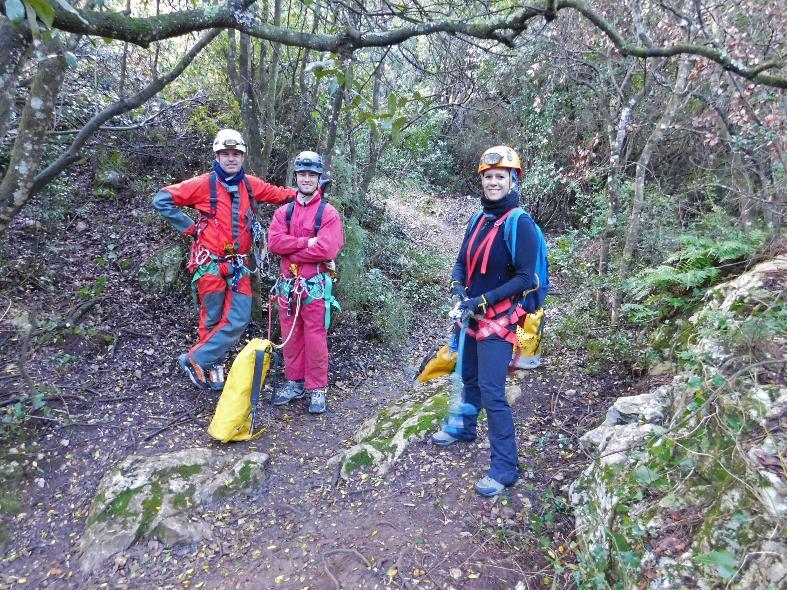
[710,106,755,227]
[611,58,691,324]
[238,33,262,174]
[322,56,351,174]
[357,57,384,202]
[285,11,320,183]
[0,16,31,140]
[226,31,262,174]
[118,0,132,97]
[0,39,68,233]
[259,0,282,178]
[597,90,641,294]
[766,129,785,238]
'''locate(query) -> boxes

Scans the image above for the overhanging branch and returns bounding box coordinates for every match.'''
[30,29,221,195]
[560,0,786,88]
[46,0,787,89]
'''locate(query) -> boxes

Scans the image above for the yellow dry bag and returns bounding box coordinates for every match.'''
[511,307,545,370]
[417,343,459,383]
[208,338,273,442]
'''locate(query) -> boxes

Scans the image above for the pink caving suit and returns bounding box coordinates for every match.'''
[267,190,345,389]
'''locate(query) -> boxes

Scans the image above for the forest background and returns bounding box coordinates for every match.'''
[0,0,784,588]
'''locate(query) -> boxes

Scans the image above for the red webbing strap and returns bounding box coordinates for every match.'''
[465,209,515,286]
[464,216,486,286]
[465,301,527,345]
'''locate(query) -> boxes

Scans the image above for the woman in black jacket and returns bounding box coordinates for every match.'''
[432,145,539,497]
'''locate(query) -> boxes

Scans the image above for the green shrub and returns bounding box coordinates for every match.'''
[336,217,448,342]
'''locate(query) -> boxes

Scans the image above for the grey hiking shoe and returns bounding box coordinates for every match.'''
[308,388,326,414]
[475,475,506,497]
[272,380,305,406]
[432,430,459,446]
[432,429,475,446]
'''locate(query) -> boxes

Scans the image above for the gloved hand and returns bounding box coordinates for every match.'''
[459,294,488,323]
[449,281,466,306]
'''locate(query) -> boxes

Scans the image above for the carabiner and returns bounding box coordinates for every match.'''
[194,244,211,266]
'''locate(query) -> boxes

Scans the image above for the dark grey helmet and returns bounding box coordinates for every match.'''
[293,151,324,175]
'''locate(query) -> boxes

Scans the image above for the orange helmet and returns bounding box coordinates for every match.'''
[478,145,522,176]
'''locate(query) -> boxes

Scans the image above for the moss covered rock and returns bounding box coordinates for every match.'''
[138,244,185,292]
[569,255,786,589]
[80,448,267,572]
[330,372,524,480]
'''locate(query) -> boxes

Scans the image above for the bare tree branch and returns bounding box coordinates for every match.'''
[29,29,221,197]
[44,1,785,87]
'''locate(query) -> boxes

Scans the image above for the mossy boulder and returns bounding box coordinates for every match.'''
[330,372,524,480]
[138,244,185,292]
[570,255,786,588]
[80,448,268,573]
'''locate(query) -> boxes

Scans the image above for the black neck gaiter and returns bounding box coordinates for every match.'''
[480,189,519,218]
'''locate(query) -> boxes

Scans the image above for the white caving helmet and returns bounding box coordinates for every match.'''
[212,129,247,153]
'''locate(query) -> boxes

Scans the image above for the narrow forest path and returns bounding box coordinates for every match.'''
[1,186,633,590]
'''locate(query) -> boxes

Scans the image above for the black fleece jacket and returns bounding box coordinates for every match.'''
[450,190,538,306]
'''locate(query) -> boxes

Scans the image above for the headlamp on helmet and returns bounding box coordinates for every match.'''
[293,151,324,175]
[478,145,522,176]
[213,129,247,154]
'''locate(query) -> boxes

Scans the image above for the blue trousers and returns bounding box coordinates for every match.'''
[460,332,519,486]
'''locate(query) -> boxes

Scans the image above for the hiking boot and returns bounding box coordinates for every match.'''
[512,354,541,370]
[308,388,326,414]
[208,365,225,391]
[475,476,506,497]
[178,353,209,389]
[272,380,305,406]
[432,430,460,446]
[432,429,475,446]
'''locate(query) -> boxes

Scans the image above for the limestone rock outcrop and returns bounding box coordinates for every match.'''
[80,448,268,572]
[570,256,786,588]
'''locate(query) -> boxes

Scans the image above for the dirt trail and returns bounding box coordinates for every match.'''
[1,188,629,589]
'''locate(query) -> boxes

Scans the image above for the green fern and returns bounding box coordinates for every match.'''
[624,214,766,325]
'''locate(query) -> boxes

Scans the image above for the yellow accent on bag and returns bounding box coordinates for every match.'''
[208,338,273,442]
[417,344,459,383]
[512,307,545,369]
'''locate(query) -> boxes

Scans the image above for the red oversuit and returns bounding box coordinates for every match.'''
[154,173,295,368]
[267,191,344,389]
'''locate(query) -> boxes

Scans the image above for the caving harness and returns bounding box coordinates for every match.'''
[188,172,274,294]
[463,207,549,349]
[271,263,340,330]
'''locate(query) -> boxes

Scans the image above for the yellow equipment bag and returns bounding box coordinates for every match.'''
[511,307,545,370]
[208,338,273,442]
[417,343,459,383]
